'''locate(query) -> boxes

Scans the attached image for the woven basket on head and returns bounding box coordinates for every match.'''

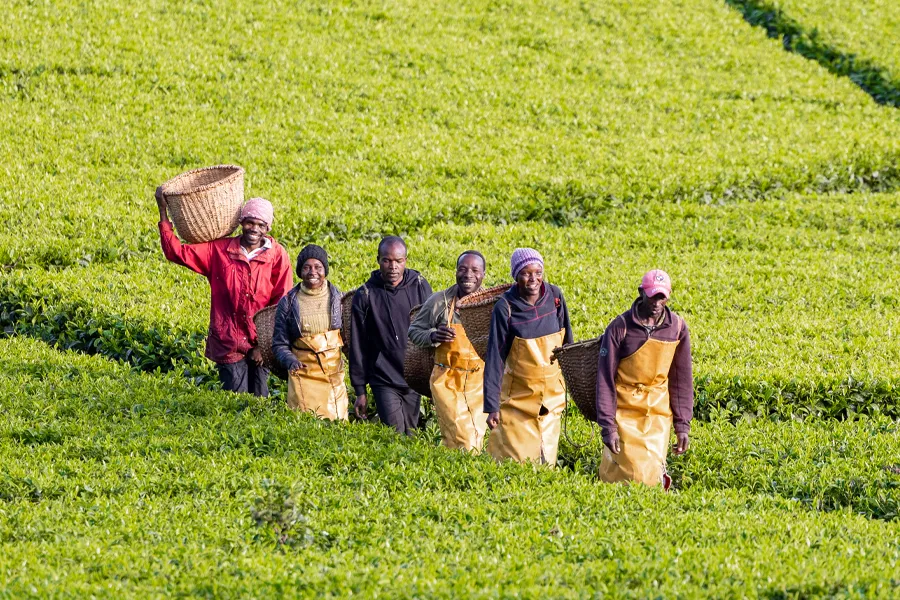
[252,305,287,380]
[160,165,245,244]
[456,283,514,361]
[403,305,434,397]
[552,336,601,422]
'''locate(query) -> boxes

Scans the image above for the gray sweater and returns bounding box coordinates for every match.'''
[407,285,468,348]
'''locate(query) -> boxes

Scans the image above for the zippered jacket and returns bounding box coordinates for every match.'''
[272,281,343,371]
[349,269,432,395]
[158,221,293,364]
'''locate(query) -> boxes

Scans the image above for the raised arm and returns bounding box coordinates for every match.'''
[156,187,213,276]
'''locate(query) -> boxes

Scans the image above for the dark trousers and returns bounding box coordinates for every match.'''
[217,358,269,397]
[372,385,421,435]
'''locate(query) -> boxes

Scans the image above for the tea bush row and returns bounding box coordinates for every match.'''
[5,192,900,420]
[726,0,900,106]
[1,337,899,597]
[4,0,900,267]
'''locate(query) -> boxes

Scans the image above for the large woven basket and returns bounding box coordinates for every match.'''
[456,283,513,360]
[160,165,244,244]
[340,289,357,357]
[252,305,287,380]
[552,336,601,422]
[403,305,434,397]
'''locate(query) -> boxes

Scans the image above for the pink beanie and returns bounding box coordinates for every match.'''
[510,247,543,280]
[240,197,274,231]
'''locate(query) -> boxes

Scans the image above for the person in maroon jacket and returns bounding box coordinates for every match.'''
[156,189,293,397]
[595,270,693,489]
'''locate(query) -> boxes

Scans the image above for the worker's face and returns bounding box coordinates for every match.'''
[639,289,669,320]
[378,242,407,285]
[301,259,326,289]
[516,263,543,295]
[240,218,267,246]
[456,254,485,296]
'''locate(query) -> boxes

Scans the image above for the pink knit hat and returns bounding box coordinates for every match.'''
[240,197,274,231]
[640,269,672,299]
[510,247,543,280]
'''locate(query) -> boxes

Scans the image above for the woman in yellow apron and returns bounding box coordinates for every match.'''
[408,252,488,451]
[483,248,573,465]
[272,245,349,420]
[595,270,694,488]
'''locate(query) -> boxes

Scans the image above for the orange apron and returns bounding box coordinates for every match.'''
[488,330,566,465]
[430,322,487,452]
[598,336,679,486]
[286,329,349,421]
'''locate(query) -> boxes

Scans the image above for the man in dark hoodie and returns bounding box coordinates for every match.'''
[350,236,433,434]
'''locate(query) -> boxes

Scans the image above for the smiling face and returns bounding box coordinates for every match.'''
[301,258,326,289]
[378,241,407,286]
[456,254,485,296]
[240,218,267,248]
[516,263,544,296]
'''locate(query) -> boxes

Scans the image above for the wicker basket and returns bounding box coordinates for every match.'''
[252,305,287,380]
[403,305,434,397]
[340,289,357,357]
[160,165,245,244]
[456,283,513,360]
[552,336,601,422]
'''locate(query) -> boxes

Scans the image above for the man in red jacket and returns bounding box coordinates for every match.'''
[156,188,293,397]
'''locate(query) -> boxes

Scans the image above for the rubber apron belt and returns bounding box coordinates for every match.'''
[488,329,566,465]
[430,310,487,451]
[598,334,679,486]
[287,328,349,421]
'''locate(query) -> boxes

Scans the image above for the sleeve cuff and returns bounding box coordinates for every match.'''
[353,385,367,397]
[601,425,618,444]
[674,422,691,435]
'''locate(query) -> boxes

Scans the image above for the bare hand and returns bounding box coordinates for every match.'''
[288,363,308,376]
[354,394,368,420]
[604,431,621,455]
[673,432,690,455]
[155,186,169,221]
[486,411,499,430]
[247,347,263,366]
[431,325,456,344]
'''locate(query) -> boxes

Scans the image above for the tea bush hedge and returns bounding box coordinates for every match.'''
[2,337,900,597]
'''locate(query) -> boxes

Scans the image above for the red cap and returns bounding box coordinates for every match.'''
[640,269,671,299]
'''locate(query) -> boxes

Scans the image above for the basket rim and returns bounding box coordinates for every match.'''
[552,336,602,357]
[161,164,245,197]
[457,283,514,309]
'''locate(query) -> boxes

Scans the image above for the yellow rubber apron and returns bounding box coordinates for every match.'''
[598,334,680,486]
[286,329,349,421]
[488,330,566,465]
[430,321,487,452]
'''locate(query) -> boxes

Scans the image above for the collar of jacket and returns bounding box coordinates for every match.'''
[226,235,277,263]
[628,298,673,330]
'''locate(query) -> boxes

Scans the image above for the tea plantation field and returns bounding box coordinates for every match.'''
[3,0,900,596]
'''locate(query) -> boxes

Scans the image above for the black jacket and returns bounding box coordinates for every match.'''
[349,269,432,395]
[272,281,343,372]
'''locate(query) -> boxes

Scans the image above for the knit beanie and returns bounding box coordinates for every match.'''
[240,197,274,231]
[297,244,329,277]
[510,247,543,280]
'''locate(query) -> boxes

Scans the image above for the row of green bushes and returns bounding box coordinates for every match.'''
[1,337,899,597]
[4,0,900,267]
[726,0,900,106]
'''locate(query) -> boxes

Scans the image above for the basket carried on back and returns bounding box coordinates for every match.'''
[456,283,513,361]
[552,336,602,422]
[403,305,434,397]
[160,165,245,244]
[252,305,287,381]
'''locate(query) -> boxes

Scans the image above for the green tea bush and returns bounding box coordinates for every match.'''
[3,0,900,267]
[1,337,899,597]
[6,192,900,420]
[726,0,900,106]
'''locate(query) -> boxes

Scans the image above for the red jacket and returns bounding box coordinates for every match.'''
[159,221,293,364]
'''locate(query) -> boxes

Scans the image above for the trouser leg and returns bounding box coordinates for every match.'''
[248,362,270,398]
[372,386,406,434]
[401,388,422,433]
[217,359,248,394]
